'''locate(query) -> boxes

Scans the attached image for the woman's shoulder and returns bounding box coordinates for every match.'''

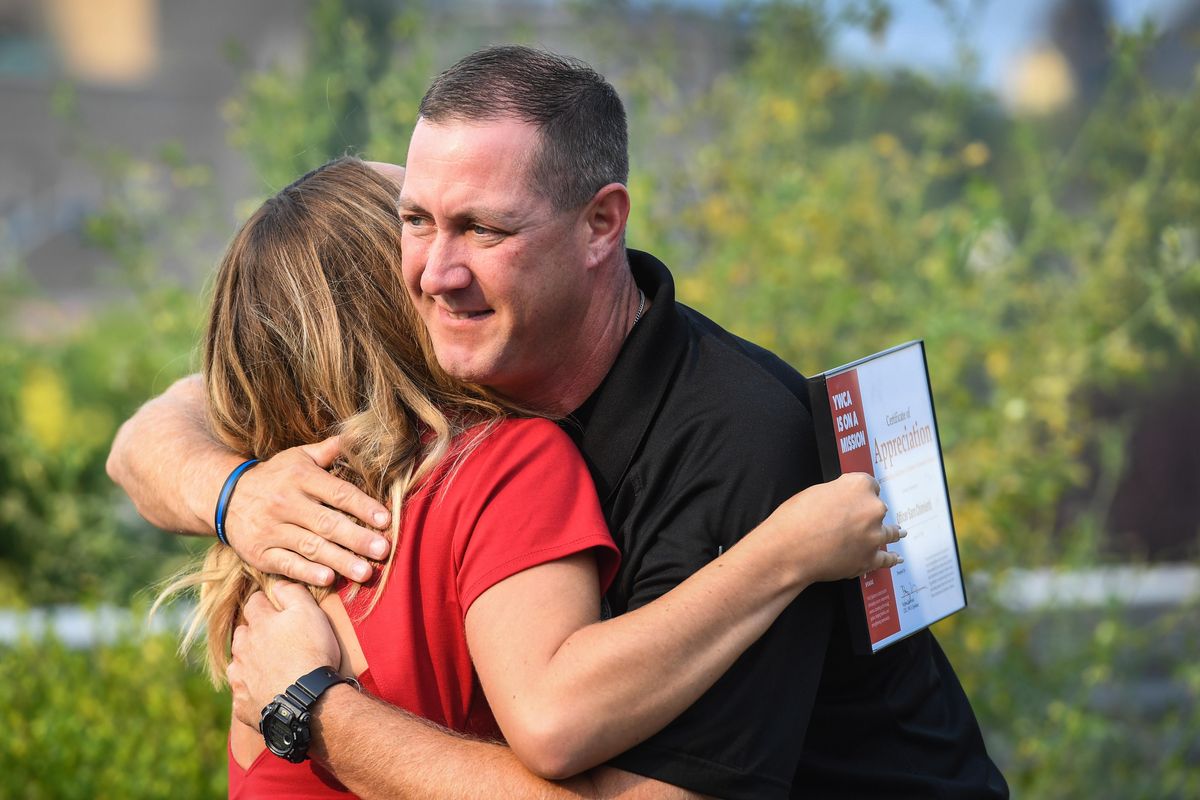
[489,415,570,442]
[447,417,582,481]
[472,416,573,452]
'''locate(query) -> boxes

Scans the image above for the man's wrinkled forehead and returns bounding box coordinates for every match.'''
[409,113,543,157]
[402,116,545,198]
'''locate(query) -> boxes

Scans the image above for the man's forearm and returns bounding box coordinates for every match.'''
[107,374,240,534]
[311,687,700,800]
[312,686,596,800]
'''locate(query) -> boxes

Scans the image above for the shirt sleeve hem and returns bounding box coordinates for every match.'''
[459,535,620,617]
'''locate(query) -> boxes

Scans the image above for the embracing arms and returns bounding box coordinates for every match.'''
[113,383,895,797]
[464,473,897,779]
[227,467,892,799]
[106,375,391,585]
[230,583,706,800]
[224,468,893,796]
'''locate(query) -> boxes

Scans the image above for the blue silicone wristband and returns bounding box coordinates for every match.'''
[215,458,260,547]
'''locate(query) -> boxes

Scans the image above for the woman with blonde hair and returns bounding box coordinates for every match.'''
[159,156,899,797]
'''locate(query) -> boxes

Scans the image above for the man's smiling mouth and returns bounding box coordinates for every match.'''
[442,308,494,321]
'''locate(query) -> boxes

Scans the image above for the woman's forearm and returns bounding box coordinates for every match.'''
[510,524,811,778]
[470,473,893,779]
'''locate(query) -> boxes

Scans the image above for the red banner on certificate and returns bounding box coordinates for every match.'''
[824,369,902,645]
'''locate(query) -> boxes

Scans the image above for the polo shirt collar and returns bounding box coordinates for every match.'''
[567,249,689,504]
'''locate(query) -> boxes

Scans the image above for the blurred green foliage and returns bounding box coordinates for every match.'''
[0,631,229,799]
[2,0,1197,797]
[0,152,211,606]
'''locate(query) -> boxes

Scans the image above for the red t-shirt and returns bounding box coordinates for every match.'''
[229,418,620,798]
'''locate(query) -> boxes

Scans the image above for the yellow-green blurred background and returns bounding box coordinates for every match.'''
[1,0,1198,797]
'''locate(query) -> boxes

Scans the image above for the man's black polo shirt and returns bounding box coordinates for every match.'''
[565,250,1008,799]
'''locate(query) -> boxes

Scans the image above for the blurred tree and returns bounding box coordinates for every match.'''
[225,0,431,190]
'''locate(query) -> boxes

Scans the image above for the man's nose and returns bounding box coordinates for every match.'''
[420,233,473,296]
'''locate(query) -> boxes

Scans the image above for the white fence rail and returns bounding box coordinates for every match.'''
[0,603,191,648]
[973,564,1200,611]
[2,565,1197,648]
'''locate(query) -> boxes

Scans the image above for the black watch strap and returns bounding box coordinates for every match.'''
[286,666,358,710]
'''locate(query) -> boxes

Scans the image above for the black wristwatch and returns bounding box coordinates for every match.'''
[259,666,360,763]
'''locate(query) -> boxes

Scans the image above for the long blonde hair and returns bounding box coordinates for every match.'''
[157,157,506,685]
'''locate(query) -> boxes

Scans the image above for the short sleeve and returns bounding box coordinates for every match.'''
[450,418,620,615]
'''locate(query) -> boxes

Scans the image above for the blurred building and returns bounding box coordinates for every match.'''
[0,0,306,302]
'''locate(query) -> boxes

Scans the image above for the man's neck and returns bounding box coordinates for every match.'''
[507,259,644,417]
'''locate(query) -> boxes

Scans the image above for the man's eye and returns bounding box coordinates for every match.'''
[402,215,427,228]
[470,224,506,241]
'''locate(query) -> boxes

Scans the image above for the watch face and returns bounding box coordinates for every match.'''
[263,702,297,753]
[261,697,310,762]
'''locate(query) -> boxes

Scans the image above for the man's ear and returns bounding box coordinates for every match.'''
[582,183,630,269]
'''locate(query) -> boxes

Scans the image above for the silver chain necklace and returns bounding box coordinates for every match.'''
[633,288,646,325]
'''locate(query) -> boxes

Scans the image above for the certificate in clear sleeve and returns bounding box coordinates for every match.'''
[807,340,967,654]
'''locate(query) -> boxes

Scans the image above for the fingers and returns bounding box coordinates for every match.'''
[297,436,392,531]
[878,549,904,570]
[273,580,318,608]
[847,471,881,496]
[224,442,392,583]
[256,544,337,587]
[239,584,318,623]
[293,440,392,531]
[857,525,906,578]
[249,497,383,582]
[863,548,903,576]
[836,471,880,495]
[278,523,378,584]
[300,435,343,469]
[864,526,905,574]
[230,623,247,657]
[226,629,260,728]
[242,591,274,621]
[298,470,391,552]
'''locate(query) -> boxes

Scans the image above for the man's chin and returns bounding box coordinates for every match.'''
[435,351,500,388]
